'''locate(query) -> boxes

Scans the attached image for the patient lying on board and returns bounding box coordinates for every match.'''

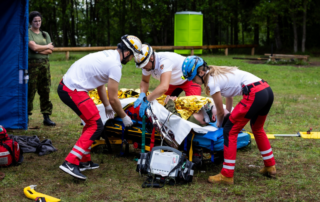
[164,96,229,127]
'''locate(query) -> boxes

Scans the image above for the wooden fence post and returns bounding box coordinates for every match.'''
[191,48,194,56]
[65,51,70,60]
[251,47,255,56]
[224,48,228,56]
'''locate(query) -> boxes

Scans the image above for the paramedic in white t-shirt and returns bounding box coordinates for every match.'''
[181,56,276,185]
[133,44,201,118]
[57,35,143,180]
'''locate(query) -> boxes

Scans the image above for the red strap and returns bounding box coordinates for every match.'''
[150,127,155,151]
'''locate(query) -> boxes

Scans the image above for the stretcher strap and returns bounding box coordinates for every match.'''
[184,139,188,152]
[120,123,125,155]
[210,140,214,162]
[189,131,195,162]
[141,115,146,153]
[150,127,155,151]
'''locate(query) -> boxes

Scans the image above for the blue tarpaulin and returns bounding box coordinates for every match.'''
[0,0,29,129]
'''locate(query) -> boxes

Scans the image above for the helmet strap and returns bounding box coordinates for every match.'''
[121,44,133,64]
[150,52,155,70]
[197,74,206,84]
[197,65,207,84]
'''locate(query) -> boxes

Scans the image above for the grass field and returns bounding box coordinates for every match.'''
[1,52,320,201]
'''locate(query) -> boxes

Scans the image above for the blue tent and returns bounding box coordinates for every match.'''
[0,0,29,129]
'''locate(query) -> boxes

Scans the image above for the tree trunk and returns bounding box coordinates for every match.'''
[254,24,259,45]
[302,0,307,53]
[86,0,89,46]
[226,18,229,44]
[214,10,219,45]
[267,16,270,45]
[274,16,282,50]
[204,16,210,45]
[70,0,76,46]
[219,17,221,45]
[90,0,94,45]
[210,15,215,45]
[53,4,61,46]
[95,0,99,45]
[231,18,233,45]
[152,27,159,45]
[107,0,110,45]
[291,8,298,53]
[129,0,133,35]
[61,0,68,46]
[139,9,142,42]
[161,27,164,45]
[191,0,196,11]
[234,0,239,45]
[242,22,244,44]
[75,0,79,45]
[164,23,168,45]
[121,0,126,35]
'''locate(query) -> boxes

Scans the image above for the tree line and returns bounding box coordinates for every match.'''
[30,0,320,53]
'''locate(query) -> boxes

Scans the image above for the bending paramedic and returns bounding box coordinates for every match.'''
[133,44,202,118]
[57,35,142,180]
[182,56,276,185]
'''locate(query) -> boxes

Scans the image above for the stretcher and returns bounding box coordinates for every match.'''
[91,97,251,165]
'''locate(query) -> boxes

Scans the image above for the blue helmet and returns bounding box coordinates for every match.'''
[181,56,206,81]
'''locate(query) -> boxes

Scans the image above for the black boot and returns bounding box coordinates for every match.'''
[43,114,56,126]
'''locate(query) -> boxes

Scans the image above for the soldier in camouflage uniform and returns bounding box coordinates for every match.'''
[28,11,55,126]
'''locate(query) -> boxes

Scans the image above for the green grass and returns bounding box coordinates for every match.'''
[1,52,320,201]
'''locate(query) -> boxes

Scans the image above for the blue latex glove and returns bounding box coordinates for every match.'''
[139,99,150,118]
[134,92,146,108]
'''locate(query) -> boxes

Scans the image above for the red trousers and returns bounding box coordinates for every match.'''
[221,81,276,177]
[165,80,201,96]
[57,80,103,165]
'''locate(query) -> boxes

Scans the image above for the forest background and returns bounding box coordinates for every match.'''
[29,0,320,55]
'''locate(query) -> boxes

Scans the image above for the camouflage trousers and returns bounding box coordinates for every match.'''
[28,59,53,115]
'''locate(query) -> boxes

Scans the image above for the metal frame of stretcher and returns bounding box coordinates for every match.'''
[91,101,251,164]
[91,108,251,165]
[92,117,227,164]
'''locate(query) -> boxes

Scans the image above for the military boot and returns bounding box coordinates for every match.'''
[43,114,56,126]
[259,165,276,178]
[208,173,234,185]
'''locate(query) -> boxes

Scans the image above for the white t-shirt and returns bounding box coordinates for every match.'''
[63,50,122,91]
[208,69,261,97]
[142,52,186,85]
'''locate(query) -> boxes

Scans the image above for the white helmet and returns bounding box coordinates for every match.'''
[135,44,154,68]
[121,35,143,57]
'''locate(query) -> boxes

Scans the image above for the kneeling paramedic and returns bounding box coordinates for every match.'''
[57,35,142,180]
[182,56,276,185]
[134,44,202,118]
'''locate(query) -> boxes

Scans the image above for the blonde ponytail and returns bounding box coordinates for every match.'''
[198,65,238,95]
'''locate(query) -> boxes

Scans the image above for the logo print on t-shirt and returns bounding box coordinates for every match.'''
[160,64,164,70]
